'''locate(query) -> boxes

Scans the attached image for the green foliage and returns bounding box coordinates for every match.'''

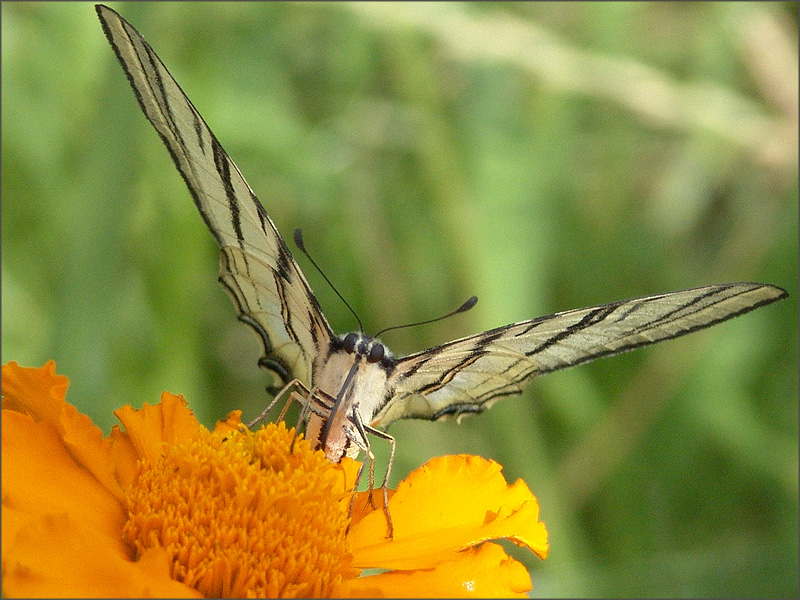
[3,2,797,596]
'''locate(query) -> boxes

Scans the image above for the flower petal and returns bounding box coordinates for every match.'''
[213,409,245,433]
[1,361,69,423]
[113,392,202,462]
[2,513,200,598]
[348,455,548,570]
[1,361,125,501]
[107,425,140,491]
[1,410,128,557]
[338,542,532,598]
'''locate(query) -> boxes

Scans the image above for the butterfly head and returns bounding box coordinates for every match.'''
[340,332,395,367]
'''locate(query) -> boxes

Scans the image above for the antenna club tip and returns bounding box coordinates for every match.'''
[293,228,305,250]
[462,296,478,311]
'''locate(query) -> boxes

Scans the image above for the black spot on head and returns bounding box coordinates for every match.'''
[343,332,358,354]
[368,343,384,363]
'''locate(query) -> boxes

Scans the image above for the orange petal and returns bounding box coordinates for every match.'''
[349,487,396,530]
[1,361,69,423]
[339,457,363,492]
[1,361,125,501]
[1,410,128,557]
[2,513,200,598]
[348,455,548,570]
[113,392,202,462]
[338,542,532,598]
[1,505,34,564]
[107,425,140,491]
[336,457,371,514]
[213,409,244,433]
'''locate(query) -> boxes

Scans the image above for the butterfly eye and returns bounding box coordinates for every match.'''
[343,333,358,354]
[368,343,385,363]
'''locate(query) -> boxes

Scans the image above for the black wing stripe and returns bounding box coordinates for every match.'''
[415,351,485,396]
[618,286,725,338]
[525,305,617,357]
[430,387,525,421]
[407,324,530,395]
[211,137,245,246]
[389,344,538,417]
[272,271,301,345]
[217,250,273,353]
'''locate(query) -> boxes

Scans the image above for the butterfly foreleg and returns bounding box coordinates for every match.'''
[247,378,310,429]
[289,386,336,453]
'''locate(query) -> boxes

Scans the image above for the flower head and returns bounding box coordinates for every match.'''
[2,361,548,597]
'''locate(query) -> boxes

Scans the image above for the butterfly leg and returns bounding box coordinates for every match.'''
[345,434,395,538]
[346,458,368,535]
[348,411,395,539]
[247,378,310,428]
[364,424,396,540]
[278,388,308,423]
[290,386,331,452]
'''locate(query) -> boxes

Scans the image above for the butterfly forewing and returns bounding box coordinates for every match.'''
[96,5,334,389]
[375,282,787,426]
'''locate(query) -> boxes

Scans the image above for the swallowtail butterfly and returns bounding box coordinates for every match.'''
[96,5,787,524]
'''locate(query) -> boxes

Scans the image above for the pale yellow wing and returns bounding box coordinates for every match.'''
[97,5,334,389]
[374,283,787,426]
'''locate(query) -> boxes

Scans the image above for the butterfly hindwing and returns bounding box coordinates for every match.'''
[375,282,787,426]
[96,5,334,389]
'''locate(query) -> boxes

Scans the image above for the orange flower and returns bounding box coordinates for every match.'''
[1,361,548,598]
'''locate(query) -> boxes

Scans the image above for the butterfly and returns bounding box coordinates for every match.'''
[96,4,787,531]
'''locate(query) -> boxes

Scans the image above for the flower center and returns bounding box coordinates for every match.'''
[122,422,355,598]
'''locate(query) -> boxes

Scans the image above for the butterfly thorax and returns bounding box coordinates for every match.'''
[306,332,396,462]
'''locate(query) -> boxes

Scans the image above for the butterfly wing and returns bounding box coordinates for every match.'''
[97,5,334,389]
[374,282,787,426]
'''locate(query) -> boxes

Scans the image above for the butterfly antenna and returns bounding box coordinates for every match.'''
[375,295,477,337]
[293,228,364,331]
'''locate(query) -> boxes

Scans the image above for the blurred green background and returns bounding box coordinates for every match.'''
[3,2,797,596]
